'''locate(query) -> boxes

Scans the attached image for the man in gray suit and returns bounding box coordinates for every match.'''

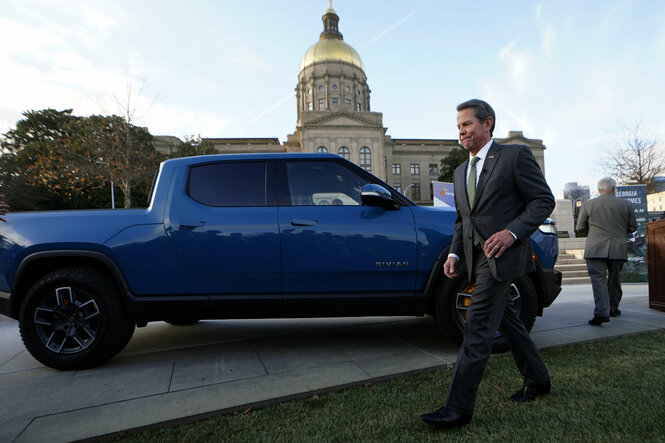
[421,99,555,429]
[575,177,637,325]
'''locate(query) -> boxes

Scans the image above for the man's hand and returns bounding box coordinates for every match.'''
[484,229,515,258]
[443,256,459,279]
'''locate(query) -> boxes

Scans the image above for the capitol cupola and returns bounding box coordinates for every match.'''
[296,0,370,122]
[320,1,342,40]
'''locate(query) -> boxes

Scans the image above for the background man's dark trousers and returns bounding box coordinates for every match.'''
[586,258,624,317]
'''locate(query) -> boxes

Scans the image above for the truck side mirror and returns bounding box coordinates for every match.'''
[361,184,400,210]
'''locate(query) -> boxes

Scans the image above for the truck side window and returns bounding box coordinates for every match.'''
[285,161,368,206]
[188,162,266,207]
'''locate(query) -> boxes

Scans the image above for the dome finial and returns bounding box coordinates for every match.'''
[326,0,334,13]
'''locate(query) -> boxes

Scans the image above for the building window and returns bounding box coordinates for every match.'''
[332,98,338,105]
[316,146,328,153]
[356,103,361,111]
[410,163,420,175]
[360,146,371,172]
[332,84,338,90]
[429,164,439,175]
[356,90,361,95]
[307,102,313,111]
[411,183,421,201]
[307,88,311,95]
[392,164,401,175]
[338,146,350,159]
[318,99,325,110]
[394,184,402,193]
[345,99,351,105]
[318,85,323,91]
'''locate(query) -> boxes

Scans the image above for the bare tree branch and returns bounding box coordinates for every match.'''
[600,122,665,192]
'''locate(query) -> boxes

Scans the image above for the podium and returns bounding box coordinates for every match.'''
[647,219,665,311]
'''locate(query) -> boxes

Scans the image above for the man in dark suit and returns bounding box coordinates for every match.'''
[421,99,555,429]
[575,177,637,324]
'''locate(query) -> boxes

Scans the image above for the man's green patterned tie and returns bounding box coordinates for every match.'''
[467,156,482,246]
[467,156,480,208]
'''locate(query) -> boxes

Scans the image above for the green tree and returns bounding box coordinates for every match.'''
[0,109,162,210]
[1,109,78,149]
[438,147,468,182]
[170,135,218,158]
[67,115,162,208]
[0,109,87,210]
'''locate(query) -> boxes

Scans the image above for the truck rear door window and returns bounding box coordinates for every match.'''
[188,162,266,206]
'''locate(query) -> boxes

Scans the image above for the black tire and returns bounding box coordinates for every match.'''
[18,267,135,370]
[165,319,200,326]
[435,274,537,354]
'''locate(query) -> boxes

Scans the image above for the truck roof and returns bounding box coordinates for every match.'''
[161,153,341,168]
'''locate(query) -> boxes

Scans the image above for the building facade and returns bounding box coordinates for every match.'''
[157,3,547,204]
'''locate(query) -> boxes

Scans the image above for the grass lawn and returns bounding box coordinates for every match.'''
[119,330,665,442]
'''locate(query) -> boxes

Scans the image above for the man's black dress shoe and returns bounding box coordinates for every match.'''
[510,380,551,402]
[588,316,610,325]
[610,309,621,317]
[421,407,472,429]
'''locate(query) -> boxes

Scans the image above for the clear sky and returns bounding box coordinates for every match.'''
[1,0,664,198]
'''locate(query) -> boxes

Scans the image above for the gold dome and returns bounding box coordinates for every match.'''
[299,38,365,73]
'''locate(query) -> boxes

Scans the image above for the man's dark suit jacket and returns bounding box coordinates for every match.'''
[450,142,555,282]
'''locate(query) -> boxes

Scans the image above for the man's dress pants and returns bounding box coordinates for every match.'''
[445,246,550,415]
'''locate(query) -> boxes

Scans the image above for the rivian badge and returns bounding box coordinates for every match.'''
[376,261,409,268]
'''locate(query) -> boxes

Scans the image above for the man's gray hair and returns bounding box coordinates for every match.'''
[597,177,616,192]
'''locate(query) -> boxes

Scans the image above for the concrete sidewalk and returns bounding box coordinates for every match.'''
[1,284,663,442]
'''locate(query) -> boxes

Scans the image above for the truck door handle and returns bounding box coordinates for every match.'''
[180,221,206,228]
[291,219,318,226]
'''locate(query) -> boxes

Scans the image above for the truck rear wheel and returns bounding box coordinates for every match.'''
[18,268,135,370]
[435,274,537,354]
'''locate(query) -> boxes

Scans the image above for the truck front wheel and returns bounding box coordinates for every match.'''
[435,274,537,354]
[18,268,135,370]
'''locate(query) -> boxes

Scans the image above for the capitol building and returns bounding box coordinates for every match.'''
[157,3,547,204]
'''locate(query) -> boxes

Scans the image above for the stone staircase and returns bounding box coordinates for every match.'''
[555,252,590,284]
[555,237,590,285]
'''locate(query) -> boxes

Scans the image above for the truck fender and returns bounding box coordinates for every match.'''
[8,250,135,320]
[416,245,459,315]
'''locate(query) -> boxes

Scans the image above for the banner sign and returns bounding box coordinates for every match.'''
[616,185,648,225]
[432,182,455,207]
[616,184,647,282]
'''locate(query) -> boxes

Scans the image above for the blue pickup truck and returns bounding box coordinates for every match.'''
[0,153,561,369]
